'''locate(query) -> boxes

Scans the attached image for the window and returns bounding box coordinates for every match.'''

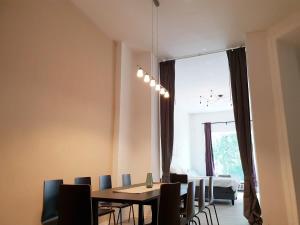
[212,131,244,182]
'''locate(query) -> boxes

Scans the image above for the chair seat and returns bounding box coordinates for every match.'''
[42,217,58,225]
[98,208,115,216]
[99,202,130,208]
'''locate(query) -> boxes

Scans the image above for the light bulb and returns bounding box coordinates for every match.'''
[164,91,170,98]
[155,84,161,91]
[150,79,156,87]
[137,67,144,78]
[144,74,150,83]
[160,88,166,95]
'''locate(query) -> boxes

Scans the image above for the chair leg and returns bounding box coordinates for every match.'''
[201,211,210,225]
[213,204,220,225]
[113,211,116,225]
[132,205,135,225]
[120,209,123,225]
[116,209,121,225]
[195,215,201,225]
[128,206,132,222]
[116,210,119,225]
[108,212,112,225]
[205,206,213,225]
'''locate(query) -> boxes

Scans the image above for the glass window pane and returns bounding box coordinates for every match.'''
[212,131,244,182]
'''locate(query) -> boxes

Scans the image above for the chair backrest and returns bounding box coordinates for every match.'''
[185,181,195,220]
[208,176,214,204]
[158,183,181,225]
[197,179,205,211]
[122,174,132,187]
[99,175,112,190]
[74,177,91,185]
[170,173,188,184]
[57,184,92,225]
[41,179,63,223]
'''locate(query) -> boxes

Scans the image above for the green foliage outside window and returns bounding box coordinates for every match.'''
[212,132,244,182]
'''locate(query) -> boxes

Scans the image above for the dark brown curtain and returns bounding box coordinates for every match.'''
[204,123,215,176]
[227,47,263,225]
[160,60,175,183]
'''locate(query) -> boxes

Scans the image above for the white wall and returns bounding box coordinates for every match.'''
[172,107,191,174]
[247,32,289,225]
[0,1,115,225]
[112,42,160,185]
[0,2,160,224]
[277,39,300,221]
[246,12,300,225]
[189,111,235,176]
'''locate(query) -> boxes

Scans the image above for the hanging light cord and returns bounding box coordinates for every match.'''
[135,0,169,98]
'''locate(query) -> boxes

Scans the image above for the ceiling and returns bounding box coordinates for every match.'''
[70,0,300,59]
[280,27,300,49]
[175,52,232,113]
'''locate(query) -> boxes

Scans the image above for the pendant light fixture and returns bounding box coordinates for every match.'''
[136,0,169,99]
[199,90,224,107]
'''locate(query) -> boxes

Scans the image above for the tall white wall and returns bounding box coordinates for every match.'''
[112,42,160,186]
[277,39,300,221]
[246,12,300,225]
[172,107,191,173]
[247,32,289,225]
[0,1,115,225]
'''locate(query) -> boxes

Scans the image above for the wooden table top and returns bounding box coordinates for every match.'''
[91,183,187,204]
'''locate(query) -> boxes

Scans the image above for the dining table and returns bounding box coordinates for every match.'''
[91,183,188,225]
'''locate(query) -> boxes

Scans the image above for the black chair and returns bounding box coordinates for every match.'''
[158,183,181,225]
[74,177,91,185]
[99,208,116,225]
[74,176,116,225]
[205,177,220,225]
[194,179,210,225]
[170,173,188,210]
[170,173,188,184]
[41,179,63,225]
[58,184,115,225]
[57,184,92,225]
[180,182,197,225]
[99,175,132,225]
[121,174,135,225]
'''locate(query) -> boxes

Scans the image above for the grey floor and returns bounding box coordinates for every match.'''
[197,192,249,225]
[100,192,248,225]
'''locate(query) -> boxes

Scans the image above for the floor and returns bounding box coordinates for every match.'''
[197,192,249,225]
[100,192,248,225]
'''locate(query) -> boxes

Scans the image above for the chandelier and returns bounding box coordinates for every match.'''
[199,90,224,107]
[136,0,169,99]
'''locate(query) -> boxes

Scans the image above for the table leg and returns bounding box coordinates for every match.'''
[138,204,144,225]
[151,199,158,225]
[92,199,98,225]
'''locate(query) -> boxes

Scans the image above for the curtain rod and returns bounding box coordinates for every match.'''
[202,121,236,125]
[162,44,245,62]
[202,120,252,125]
